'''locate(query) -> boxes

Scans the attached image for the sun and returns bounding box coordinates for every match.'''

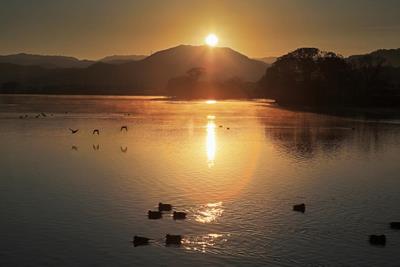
[205,34,219,47]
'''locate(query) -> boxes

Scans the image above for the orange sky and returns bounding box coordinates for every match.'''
[1,0,399,59]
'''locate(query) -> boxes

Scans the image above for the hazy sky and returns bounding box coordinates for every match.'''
[1,0,399,59]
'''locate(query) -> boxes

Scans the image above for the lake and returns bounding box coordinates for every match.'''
[1,95,400,266]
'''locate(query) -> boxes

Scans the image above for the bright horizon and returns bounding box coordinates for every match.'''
[1,0,400,60]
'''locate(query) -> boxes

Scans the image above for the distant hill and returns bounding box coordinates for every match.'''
[0,53,94,68]
[0,45,268,95]
[348,48,400,67]
[257,57,277,64]
[99,55,148,64]
[136,45,267,87]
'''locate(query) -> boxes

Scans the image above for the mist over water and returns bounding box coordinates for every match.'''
[1,95,400,266]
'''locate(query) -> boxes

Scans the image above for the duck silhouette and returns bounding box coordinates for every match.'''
[69,128,79,134]
[369,235,386,246]
[293,203,306,213]
[148,210,162,219]
[158,203,172,212]
[133,236,150,247]
[173,211,186,220]
[165,234,182,245]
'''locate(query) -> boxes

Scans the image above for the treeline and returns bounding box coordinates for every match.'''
[165,67,257,99]
[258,48,400,107]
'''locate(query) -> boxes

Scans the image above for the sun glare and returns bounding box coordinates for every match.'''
[205,34,219,47]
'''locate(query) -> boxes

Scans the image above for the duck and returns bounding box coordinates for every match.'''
[148,210,162,219]
[158,202,172,212]
[173,211,187,220]
[293,203,306,213]
[133,235,150,247]
[69,128,79,134]
[390,222,400,229]
[165,234,182,245]
[369,235,386,246]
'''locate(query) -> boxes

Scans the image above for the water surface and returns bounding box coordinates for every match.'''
[1,95,400,266]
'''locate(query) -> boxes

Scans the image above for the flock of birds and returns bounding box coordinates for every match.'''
[19,112,52,119]
[69,125,128,135]
[68,126,129,152]
[133,202,187,247]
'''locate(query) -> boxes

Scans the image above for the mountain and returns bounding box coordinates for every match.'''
[99,55,148,64]
[0,53,94,68]
[257,57,277,64]
[0,45,268,95]
[348,48,400,67]
[136,45,268,87]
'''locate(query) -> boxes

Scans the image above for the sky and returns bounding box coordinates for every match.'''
[0,0,399,59]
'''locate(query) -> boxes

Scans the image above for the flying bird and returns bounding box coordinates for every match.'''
[69,128,79,134]
[121,126,128,132]
[93,129,100,135]
[93,144,100,150]
[120,146,128,153]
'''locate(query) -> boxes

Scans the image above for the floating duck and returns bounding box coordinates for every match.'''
[166,234,182,245]
[293,203,306,213]
[369,235,386,246]
[69,128,79,134]
[148,210,162,219]
[173,211,186,220]
[158,202,172,212]
[133,235,150,247]
[390,222,400,229]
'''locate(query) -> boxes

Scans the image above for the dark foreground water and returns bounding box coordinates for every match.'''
[1,95,400,266]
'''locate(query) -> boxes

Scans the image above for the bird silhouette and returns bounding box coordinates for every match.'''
[71,146,78,151]
[69,128,79,134]
[120,146,128,153]
[93,129,100,135]
[93,144,100,151]
[121,126,128,132]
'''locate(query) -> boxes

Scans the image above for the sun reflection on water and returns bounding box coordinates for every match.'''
[206,116,216,167]
[182,233,229,253]
[195,202,223,223]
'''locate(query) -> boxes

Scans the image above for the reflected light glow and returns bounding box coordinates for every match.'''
[205,100,217,104]
[195,202,223,223]
[182,233,228,253]
[206,117,216,167]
